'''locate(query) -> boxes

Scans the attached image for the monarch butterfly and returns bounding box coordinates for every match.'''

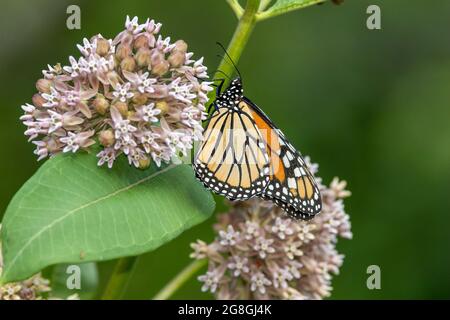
[193,52,321,220]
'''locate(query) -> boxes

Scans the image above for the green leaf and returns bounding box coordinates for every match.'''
[50,262,98,300]
[0,152,215,284]
[257,0,325,21]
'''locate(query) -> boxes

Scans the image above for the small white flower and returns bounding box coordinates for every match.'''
[137,72,157,93]
[63,90,81,107]
[159,119,192,156]
[63,56,83,78]
[167,130,192,156]
[287,261,303,279]
[59,131,94,153]
[111,106,137,142]
[180,106,202,128]
[219,225,240,247]
[125,15,145,34]
[273,267,294,289]
[122,71,157,94]
[79,54,111,76]
[139,103,161,123]
[304,156,318,175]
[127,147,146,168]
[250,272,271,295]
[43,110,63,133]
[196,81,214,104]
[21,103,35,113]
[184,52,195,65]
[41,87,60,107]
[192,57,208,78]
[114,137,137,155]
[77,37,97,57]
[60,132,80,153]
[227,256,249,277]
[42,64,60,79]
[190,240,209,260]
[284,241,303,260]
[329,177,352,198]
[156,35,175,53]
[20,104,36,123]
[150,146,171,167]
[144,19,162,35]
[271,217,294,240]
[198,271,220,293]
[113,82,134,102]
[32,141,49,161]
[139,130,161,153]
[296,223,315,243]
[244,221,260,240]
[253,237,275,259]
[24,121,47,141]
[96,55,114,73]
[38,110,83,134]
[97,148,117,168]
[169,78,196,103]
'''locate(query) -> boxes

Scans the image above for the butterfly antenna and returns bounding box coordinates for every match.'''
[216,42,242,81]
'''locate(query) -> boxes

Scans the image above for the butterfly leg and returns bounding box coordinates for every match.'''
[205,102,220,124]
[206,78,225,117]
[210,78,226,97]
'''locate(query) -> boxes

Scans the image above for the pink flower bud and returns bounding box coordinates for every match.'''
[99,129,115,147]
[36,79,52,93]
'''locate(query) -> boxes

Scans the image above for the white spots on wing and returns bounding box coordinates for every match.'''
[287,178,296,189]
[282,155,290,168]
[286,151,294,160]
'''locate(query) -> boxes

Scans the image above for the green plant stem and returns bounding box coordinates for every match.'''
[153,259,207,300]
[214,0,261,90]
[226,0,244,19]
[101,256,138,300]
[258,0,273,12]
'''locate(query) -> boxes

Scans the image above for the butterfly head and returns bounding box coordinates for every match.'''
[216,78,243,108]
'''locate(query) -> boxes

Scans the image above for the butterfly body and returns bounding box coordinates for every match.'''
[194,78,321,220]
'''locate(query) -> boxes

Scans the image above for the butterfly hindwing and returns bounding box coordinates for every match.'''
[241,98,322,220]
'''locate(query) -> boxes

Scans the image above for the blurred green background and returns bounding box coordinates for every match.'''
[1,0,450,299]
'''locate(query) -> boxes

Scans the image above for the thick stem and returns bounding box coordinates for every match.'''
[153,259,207,300]
[101,256,138,300]
[214,0,261,89]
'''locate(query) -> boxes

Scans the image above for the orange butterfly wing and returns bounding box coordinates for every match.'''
[243,99,322,220]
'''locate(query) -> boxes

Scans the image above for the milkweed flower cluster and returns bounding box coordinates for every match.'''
[0,225,78,300]
[191,158,352,299]
[20,16,212,168]
[0,274,50,300]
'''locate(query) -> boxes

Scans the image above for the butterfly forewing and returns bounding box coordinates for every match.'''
[194,100,270,200]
